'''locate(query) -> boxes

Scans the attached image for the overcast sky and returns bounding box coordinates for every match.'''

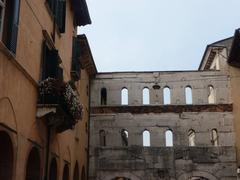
[80,0,240,72]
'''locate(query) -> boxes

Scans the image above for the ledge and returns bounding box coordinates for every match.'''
[91,104,233,114]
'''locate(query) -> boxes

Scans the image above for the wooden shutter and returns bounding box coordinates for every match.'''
[71,37,81,80]
[9,0,20,54]
[41,42,48,80]
[57,0,66,33]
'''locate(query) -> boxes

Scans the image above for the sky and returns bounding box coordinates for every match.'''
[80,0,240,72]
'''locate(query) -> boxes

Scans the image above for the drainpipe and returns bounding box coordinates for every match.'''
[44,125,51,180]
[87,77,92,180]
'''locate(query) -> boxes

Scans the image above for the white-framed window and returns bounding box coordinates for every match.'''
[0,0,6,39]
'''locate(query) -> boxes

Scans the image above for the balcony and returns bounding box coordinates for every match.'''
[37,78,83,133]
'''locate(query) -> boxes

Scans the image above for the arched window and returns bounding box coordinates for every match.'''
[121,88,128,105]
[165,130,173,147]
[101,88,107,105]
[121,129,128,146]
[62,164,69,180]
[99,130,106,146]
[185,86,192,104]
[211,129,218,146]
[25,147,41,180]
[0,131,13,180]
[73,162,79,180]
[143,87,150,105]
[143,130,150,147]
[49,158,57,180]
[163,87,171,105]
[188,129,196,146]
[208,85,215,104]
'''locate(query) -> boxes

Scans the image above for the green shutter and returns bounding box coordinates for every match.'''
[9,0,20,54]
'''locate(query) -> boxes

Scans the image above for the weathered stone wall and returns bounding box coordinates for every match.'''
[91,71,230,106]
[89,71,237,180]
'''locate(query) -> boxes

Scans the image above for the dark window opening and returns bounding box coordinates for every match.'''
[41,41,63,81]
[0,131,13,180]
[1,0,20,54]
[62,164,69,180]
[49,158,57,180]
[101,88,107,105]
[25,147,41,180]
[99,130,106,146]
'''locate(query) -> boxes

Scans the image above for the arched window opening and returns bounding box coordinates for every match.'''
[208,85,215,104]
[73,162,79,180]
[101,88,107,105]
[188,177,209,180]
[188,129,196,146]
[185,86,193,104]
[25,147,41,180]
[143,130,150,147]
[0,131,13,180]
[99,130,106,146]
[163,87,171,105]
[49,158,57,180]
[121,129,128,146]
[81,166,86,180]
[211,129,218,146]
[111,178,131,180]
[143,87,150,105]
[62,164,69,180]
[121,88,128,105]
[165,130,173,147]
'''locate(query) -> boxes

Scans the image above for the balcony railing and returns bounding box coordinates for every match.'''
[37,78,83,133]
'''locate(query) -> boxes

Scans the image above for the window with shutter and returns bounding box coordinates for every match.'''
[71,36,81,81]
[46,0,66,33]
[41,41,61,80]
[1,0,20,54]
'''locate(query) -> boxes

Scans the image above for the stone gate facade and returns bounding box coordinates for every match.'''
[89,70,237,180]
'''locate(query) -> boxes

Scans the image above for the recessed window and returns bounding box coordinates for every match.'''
[142,88,150,105]
[163,87,171,105]
[208,85,215,104]
[99,130,106,146]
[121,129,128,146]
[185,86,193,104]
[188,129,195,146]
[101,88,107,105]
[121,88,128,105]
[143,130,150,147]
[165,129,173,147]
[211,129,218,146]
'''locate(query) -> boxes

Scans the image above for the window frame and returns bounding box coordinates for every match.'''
[0,0,6,40]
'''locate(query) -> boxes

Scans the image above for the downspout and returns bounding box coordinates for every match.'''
[44,125,51,180]
[87,77,92,179]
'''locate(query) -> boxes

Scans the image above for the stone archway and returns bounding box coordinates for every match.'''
[0,131,14,180]
[178,171,218,180]
[25,147,41,180]
[103,172,141,180]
